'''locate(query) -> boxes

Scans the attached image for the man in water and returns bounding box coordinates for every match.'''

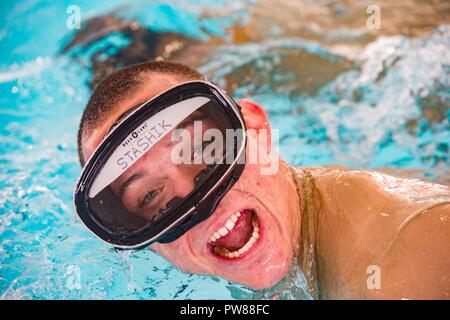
[77,61,450,299]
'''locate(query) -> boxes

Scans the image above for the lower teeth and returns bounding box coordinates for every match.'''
[214,216,259,259]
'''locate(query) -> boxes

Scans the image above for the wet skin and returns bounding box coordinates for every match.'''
[82,73,300,289]
[81,73,450,298]
[292,165,450,299]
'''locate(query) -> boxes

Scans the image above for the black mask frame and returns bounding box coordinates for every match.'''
[74,81,247,249]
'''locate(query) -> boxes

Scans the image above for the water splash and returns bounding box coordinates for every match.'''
[1,0,449,300]
[0,1,257,300]
[202,26,449,176]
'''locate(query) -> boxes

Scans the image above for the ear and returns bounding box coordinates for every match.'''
[238,99,270,131]
[238,98,272,155]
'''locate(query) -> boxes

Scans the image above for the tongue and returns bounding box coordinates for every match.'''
[211,209,254,252]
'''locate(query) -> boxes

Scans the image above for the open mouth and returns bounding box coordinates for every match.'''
[208,209,260,259]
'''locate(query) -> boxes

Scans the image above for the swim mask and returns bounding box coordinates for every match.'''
[74,81,246,249]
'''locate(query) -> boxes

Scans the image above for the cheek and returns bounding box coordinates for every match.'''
[238,163,276,197]
[239,165,295,234]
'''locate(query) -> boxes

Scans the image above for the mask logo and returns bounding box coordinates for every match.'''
[117,120,172,169]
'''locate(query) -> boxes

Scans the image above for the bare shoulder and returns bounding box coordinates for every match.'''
[365,202,450,299]
[374,167,450,186]
[315,167,450,202]
[305,166,450,299]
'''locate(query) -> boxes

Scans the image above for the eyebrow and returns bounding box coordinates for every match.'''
[119,172,143,198]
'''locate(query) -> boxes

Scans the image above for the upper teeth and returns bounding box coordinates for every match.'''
[209,212,260,259]
[209,211,241,242]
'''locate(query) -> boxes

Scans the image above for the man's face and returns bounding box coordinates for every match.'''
[82,74,301,289]
[109,110,216,222]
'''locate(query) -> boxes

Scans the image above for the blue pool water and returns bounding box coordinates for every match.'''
[0,0,449,299]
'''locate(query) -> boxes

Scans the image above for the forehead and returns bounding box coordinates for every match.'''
[82,74,184,162]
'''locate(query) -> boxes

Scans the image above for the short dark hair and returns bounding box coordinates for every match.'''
[77,60,204,166]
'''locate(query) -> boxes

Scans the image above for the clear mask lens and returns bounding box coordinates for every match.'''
[87,96,239,236]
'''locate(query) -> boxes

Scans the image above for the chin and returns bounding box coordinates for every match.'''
[232,258,292,289]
